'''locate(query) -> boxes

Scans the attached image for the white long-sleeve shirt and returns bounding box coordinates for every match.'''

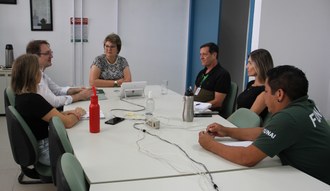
[37,72,73,107]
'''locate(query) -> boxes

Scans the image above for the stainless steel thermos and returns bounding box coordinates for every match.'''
[5,44,14,68]
[182,86,194,122]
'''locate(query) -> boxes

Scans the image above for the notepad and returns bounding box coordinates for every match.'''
[88,89,107,100]
[81,110,105,120]
[194,101,212,112]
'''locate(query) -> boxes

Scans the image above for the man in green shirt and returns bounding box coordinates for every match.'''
[199,65,330,185]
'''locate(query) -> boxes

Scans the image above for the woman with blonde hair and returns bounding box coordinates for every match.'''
[11,54,86,166]
[236,49,274,120]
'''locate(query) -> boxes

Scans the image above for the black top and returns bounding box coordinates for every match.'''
[237,80,268,119]
[195,63,231,94]
[194,63,231,113]
[15,93,53,140]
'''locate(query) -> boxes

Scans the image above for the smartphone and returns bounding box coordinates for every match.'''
[105,117,125,125]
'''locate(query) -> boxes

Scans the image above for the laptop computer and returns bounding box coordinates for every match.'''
[119,81,147,98]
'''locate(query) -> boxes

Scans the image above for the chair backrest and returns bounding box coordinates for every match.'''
[221,82,238,118]
[4,86,15,107]
[49,116,74,185]
[227,108,261,128]
[56,153,89,191]
[5,106,52,183]
[5,105,38,166]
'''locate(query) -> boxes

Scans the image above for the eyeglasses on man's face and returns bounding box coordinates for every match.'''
[39,50,53,56]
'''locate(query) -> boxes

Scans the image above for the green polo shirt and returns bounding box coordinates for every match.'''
[253,96,330,185]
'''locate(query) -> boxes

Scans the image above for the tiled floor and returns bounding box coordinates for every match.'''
[0,116,56,191]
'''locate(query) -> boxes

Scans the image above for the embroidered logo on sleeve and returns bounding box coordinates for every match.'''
[309,107,323,128]
[263,128,276,139]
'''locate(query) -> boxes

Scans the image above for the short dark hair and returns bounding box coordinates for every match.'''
[267,65,308,101]
[103,33,122,54]
[26,40,49,55]
[200,42,219,57]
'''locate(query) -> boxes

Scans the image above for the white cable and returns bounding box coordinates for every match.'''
[133,122,219,191]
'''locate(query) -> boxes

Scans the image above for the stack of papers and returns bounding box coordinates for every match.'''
[81,110,105,120]
[194,101,212,113]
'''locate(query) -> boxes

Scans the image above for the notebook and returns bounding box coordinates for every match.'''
[92,89,107,100]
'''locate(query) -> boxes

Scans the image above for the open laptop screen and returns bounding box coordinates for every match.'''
[119,81,147,98]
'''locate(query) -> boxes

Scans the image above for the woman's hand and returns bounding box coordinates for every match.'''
[74,107,86,117]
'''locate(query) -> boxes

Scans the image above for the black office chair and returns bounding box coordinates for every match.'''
[49,116,74,185]
[5,105,52,184]
[56,153,89,191]
[4,86,15,107]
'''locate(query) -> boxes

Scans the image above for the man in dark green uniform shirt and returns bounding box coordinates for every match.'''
[198,65,330,185]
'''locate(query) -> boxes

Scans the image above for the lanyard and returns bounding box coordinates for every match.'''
[199,74,209,87]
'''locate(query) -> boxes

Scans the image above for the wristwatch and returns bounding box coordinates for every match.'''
[114,80,118,87]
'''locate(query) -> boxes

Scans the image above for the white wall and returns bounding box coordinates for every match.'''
[256,0,330,118]
[0,0,189,94]
[118,0,189,93]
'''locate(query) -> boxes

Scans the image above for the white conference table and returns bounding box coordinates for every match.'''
[90,166,330,191]
[65,85,281,184]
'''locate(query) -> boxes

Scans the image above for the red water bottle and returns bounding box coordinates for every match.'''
[89,86,100,133]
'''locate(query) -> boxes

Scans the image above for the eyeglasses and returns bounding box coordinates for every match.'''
[38,51,53,56]
[105,45,117,49]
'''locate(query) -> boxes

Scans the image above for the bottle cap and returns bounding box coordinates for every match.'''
[92,86,97,96]
[91,86,98,103]
[185,86,194,96]
[5,44,13,50]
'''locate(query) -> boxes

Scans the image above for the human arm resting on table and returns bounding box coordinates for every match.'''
[42,107,86,128]
[198,131,267,167]
[89,65,132,87]
[209,92,226,109]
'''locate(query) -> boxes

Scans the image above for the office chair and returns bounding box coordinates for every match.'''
[4,86,15,107]
[227,108,261,128]
[49,116,74,185]
[221,82,238,118]
[56,153,89,191]
[5,105,52,184]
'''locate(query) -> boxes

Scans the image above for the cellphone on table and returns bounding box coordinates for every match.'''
[105,117,125,125]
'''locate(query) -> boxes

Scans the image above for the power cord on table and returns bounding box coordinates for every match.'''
[133,122,219,191]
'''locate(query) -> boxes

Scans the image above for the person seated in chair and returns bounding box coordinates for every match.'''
[194,42,231,116]
[236,48,273,121]
[89,33,132,87]
[199,65,330,185]
[26,40,92,108]
[11,54,86,166]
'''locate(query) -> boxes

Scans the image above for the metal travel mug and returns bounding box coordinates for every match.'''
[5,44,14,68]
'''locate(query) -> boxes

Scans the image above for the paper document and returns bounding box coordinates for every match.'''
[81,110,105,120]
[194,101,212,112]
[222,141,252,147]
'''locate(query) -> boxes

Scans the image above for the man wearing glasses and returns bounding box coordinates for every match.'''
[26,40,92,108]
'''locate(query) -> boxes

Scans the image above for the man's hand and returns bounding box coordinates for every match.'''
[198,131,215,151]
[206,123,227,137]
[77,89,93,100]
